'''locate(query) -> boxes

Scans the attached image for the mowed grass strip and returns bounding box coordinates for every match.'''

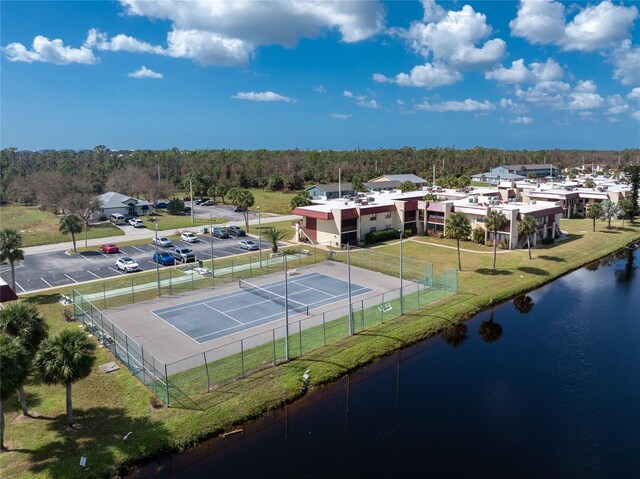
[0,204,124,247]
[1,218,638,479]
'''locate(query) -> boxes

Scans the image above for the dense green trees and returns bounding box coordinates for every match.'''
[290,190,312,209]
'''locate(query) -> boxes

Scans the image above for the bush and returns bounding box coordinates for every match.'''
[99,215,107,221]
[498,239,509,249]
[472,226,485,244]
[542,235,555,245]
[364,228,400,245]
[168,198,185,215]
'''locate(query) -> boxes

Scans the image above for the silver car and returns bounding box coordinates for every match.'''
[116,257,140,273]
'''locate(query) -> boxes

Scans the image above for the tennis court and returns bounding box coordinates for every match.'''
[152,272,371,344]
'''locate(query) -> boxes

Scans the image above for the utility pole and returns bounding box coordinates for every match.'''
[189,178,194,224]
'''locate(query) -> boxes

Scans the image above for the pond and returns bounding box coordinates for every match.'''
[131,246,639,478]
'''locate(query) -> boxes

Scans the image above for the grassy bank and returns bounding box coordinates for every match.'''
[1,218,638,479]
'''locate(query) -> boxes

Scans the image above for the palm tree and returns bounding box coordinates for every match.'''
[59,214,83,252]
[235,190,255,229]
[226,187,240,205]
[263,227,287,253]
[0,229,24,292]
[513,294,534,314]
[400,180,416,192]
[600,200,619,229]
[445,212,471,271]
[485,209,508,270]
[517,215,538,260]
[440,323,469,348]
[583,178,596,188]
[586,203,603,232]
[290,190,312,209]
[0,334,30,450]
[0,302,48,416]
[34,329,96,428]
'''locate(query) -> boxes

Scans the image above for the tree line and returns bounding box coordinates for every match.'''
[2,146,639,205]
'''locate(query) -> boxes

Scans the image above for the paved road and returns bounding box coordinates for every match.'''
[2,233,276,294]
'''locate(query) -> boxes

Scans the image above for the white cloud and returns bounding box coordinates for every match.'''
[632,111,640,121]
[4,35,97,64]
[343,90,354,98]
[608,117,620,123]
[499,98,526,114]
[628,88,640,101]
[330,113,352,120]
[231,91,295,102]
[511,0,639,52]
[605,94,628,115]
[611,41,640,86]
[486,58,563,84]
[116,0,385,65]
[373,62,461,89]
[357,99,381,109]
[515,80,571,107]
[510,116,533,124]
[128,66,163,79]
[86,28,165,54]
[314,85,327,94]
[568,80,605,110]
[415,98,495,112]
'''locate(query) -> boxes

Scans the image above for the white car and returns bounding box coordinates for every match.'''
[239,240,259,251]
[116,257,140,273]
[129,218,144,228]
[181,232,198,243]
[153,236,173,247]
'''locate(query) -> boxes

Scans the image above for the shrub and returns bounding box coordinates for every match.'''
[99,214,107,221]
[364,228,400,245]
[472,226,485,244]
[542,235,555,245]
[498,239,509,249]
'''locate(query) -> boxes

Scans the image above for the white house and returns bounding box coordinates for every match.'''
[91,192,154,220]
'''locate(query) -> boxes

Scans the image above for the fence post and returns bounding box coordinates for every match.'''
[231,258,234,280]
[169,270,173,295]
[103,283,107,310]
[125,335,131,370]
[360,300,364,330]
[191,270,194,290]
[272,329,277,365]
[203,352,211,392]
[249,256,252,276]
[380,293,384,323]
[131,277,134,303]
[164,363,170,407]
[298,321,302,356]
[323,313,326,346]
[240,339,245,377]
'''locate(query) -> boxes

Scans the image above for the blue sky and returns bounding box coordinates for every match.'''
[1,0,639,151]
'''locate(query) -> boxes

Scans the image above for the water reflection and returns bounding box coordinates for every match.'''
[615,247,636,285]
[440,323,469,348]
[513,294,534,314]
[478,309,502,343]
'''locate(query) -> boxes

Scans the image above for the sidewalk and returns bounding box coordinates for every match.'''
[23,214,301,255]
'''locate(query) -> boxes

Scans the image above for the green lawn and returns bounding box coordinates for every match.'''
[1,217,638,479]
[0,204,124,247]
[248,188,297,215]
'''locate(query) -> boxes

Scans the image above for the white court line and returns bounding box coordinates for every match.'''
[108,267,124,275]
[87,270,101,279]
[202,303,243,324]
[64,274,78,283]
[194,308,291,342]
[40,277,53,288]
[15,282,25,292]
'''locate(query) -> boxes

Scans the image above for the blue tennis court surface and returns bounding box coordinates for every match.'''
[152,273,371,343]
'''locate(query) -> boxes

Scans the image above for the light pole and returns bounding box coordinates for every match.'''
[284,254,289,360]
[189,178,194,224]
[153,217,161,297]
[347,242,353,335]
[209,213,215,284]
[399,229,404,315]
[257,206,262,268]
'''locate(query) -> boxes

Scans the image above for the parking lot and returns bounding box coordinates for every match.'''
[1,233,273,293]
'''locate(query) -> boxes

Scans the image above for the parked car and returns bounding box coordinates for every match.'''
[181,232,198,243]
[183,196,191,201]
[153,237,173,247]
[116,257,140,273]
[171,247,195,263]
[228,225,246,237]
[212,227,230,239]
[100,243,119,254]
[195,197,210,205]
[239,239,259,251]
[201,200,217,206]
[183,207,192,215]
[234,206,247,212]
[155,201,168,209]
[129,218,145,228]
[153,251,175,266]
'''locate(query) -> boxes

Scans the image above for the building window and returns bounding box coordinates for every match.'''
[385,211,392,219]
[370,214,377,221]
[477,216,485,222]
[385,224,391,230]
[370,227,377,233]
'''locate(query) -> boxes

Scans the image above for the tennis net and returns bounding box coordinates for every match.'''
[238,279,309,315]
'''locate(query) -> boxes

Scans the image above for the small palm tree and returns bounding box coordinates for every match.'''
[290,190,312,209]
[400,180,416,192]
[0,334,30,450]
[586,203,603,232]
[517,215,538,260]
[445,212,471,271]
[485,209,509,270]
[0,229,24,292]
[34,329,96,428]
[235,189,255,229]
[583,178,596,189]
[59,214,84,252]
[600,200,619,229]
[0,302,49,416]
[263,227,287,253]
